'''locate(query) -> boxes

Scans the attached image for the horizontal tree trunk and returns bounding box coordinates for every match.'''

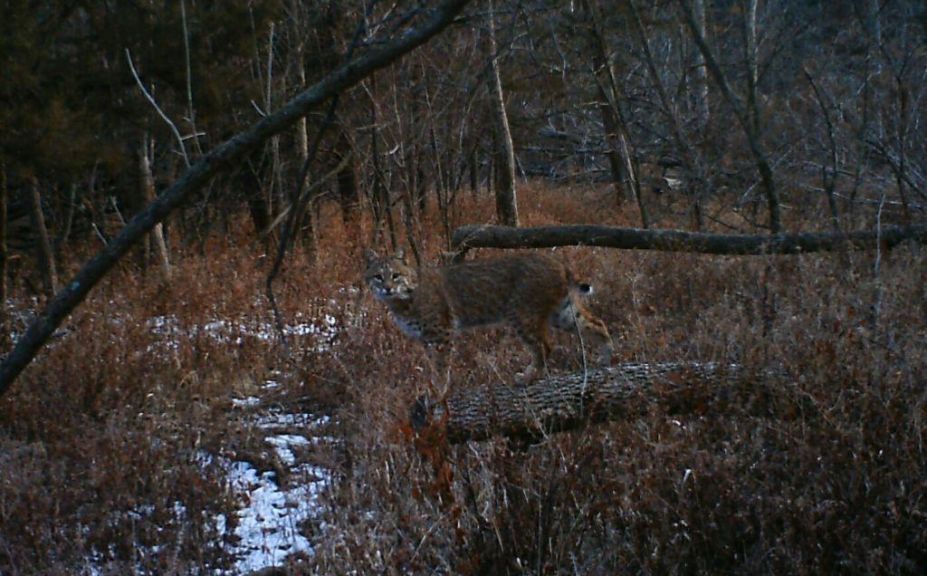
[451,223,927,256]
[411,362,739,444]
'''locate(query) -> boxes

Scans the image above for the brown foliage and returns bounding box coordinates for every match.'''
[308,184,927,575]
[1,184,925,574]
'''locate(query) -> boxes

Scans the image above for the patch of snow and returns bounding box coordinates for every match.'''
[232,396,262,408]
[256,412,329,430]
[265,434,311,466]
[223,458,327,574]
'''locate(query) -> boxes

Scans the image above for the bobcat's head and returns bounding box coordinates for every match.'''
[364,248,417,301]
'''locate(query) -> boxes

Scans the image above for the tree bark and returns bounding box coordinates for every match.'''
[28,177,58,298]
[582,0,647,225]
[139,137,172,281]
[596,82,628,203]
[451,223,927,256]
[0,0,476,395]
[293,25,318,262]
[0,164,7,335]
[487,0,519,227]
[336,127,360,227]
[411,362,738,444]
[691,0,710,127]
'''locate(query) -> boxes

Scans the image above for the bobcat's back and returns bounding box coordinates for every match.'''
[439,253,570,328]
[364,249,613,383]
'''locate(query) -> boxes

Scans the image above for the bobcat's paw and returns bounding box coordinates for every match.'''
[514,365,540,387]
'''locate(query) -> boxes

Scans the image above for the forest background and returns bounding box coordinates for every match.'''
[0,0,925,574]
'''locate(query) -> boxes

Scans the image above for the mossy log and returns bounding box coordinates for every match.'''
[411,362,741,444]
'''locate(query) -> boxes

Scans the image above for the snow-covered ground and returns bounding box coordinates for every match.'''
[219,398,332,573]
[153,312,340,573]
[147,312,339,349]
[6,295,343,574]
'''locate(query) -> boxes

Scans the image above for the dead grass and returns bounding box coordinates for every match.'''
[1,182,925,574]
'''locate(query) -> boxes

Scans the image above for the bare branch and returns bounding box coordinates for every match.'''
[0,0,476,396]
[125,49,191,167]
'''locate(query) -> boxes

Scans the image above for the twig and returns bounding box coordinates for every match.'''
[125,49,191,167]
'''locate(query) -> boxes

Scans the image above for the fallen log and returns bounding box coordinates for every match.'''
[450,223,927,256]
[411,362,740,444]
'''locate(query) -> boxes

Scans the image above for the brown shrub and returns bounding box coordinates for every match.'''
[1,185,924,574]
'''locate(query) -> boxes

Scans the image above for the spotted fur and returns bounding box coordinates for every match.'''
[364,249,613,388]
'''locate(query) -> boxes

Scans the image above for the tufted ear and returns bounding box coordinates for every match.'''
[394,248,406,262]
[364,248,378,265]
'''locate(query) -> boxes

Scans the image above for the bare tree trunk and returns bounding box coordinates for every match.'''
[369,83,397,250]
[596,82,629,204]
[487,0,519,227]
[584,0,647,226]
[139,138,172,281]
[53,183,77,263]
[336,128,360,227]
[803,68,842,233]
[0,164,8,336]
[292,18,319,262]
[28,177,58,297]
[692,0,710,127]
[430,122,453,249]
[849,0,882,225]
[469,146,479,198]
[393,71,423,267]
[677,0,781,233]
[743,0,759,133]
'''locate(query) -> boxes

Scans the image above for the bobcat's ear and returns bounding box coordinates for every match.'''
[395,248,406,262]
[364,248,378,265]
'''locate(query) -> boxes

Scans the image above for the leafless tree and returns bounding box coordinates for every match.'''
[0,0,477,395]
[138,135,172,281]
[487,0,519,227]
[28,177,58,298]
[676,0,782,232]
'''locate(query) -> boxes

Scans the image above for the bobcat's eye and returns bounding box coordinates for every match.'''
[373,274,384,281]
[391,273,401,280]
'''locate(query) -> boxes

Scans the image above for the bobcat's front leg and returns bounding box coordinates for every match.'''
[513,319,552,386]
[424,336,453,397]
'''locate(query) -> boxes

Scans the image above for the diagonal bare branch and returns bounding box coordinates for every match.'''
[0,0,475,396]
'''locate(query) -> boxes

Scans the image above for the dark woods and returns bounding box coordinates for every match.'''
[0,1,925,574]
[2,0,924,279]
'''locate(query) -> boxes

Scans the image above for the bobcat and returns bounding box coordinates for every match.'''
[364,248,613,388]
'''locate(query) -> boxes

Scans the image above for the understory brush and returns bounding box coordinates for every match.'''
[1,184,924,574]
[307,188,927,574]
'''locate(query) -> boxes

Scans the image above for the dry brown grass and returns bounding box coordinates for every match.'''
[1,182,925,574]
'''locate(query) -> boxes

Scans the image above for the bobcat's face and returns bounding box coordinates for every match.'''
[364,249,417,301]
